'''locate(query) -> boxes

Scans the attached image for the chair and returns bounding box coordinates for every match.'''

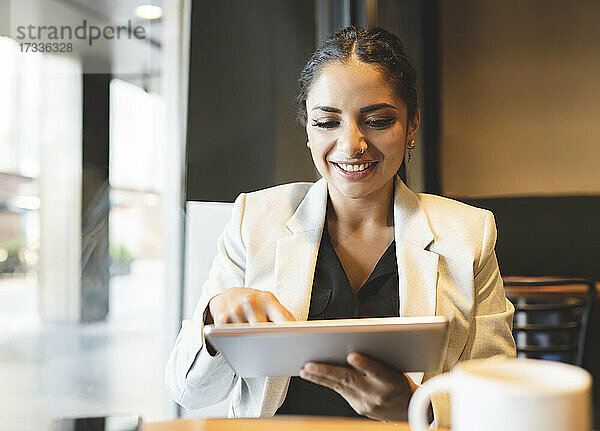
[182,200,233,418]
[184,201,233,319]
[503,276,596,367]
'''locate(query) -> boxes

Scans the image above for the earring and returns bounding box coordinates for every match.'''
[306,141,311,149]
[406,138,415,162]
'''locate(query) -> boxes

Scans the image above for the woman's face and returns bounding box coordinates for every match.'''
[306,59,419,201]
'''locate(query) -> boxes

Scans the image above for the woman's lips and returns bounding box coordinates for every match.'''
[331,161,378,180]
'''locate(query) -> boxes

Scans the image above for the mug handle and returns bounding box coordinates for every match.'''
[408,373,454,431]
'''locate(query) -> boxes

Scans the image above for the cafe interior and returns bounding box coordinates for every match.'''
[0,0,599,430]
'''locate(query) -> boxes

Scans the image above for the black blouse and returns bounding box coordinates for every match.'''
[276,224,399,417]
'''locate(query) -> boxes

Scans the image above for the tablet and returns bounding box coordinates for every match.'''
[203,316,449,377]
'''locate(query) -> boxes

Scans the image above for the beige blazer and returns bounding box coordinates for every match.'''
[165,177,516,427]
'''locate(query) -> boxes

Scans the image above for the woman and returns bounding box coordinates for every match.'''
[165,26,515,426]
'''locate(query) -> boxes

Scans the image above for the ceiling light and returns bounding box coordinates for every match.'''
[135,5,163,20]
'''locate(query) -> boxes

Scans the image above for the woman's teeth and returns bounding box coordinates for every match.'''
[337,162,374,172]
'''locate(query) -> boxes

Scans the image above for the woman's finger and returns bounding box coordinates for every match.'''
[300,368,360,398]
[300,368,370,416]
[346,352,395,382]
[264,297,295,322]
[242,298,269,323]
[229,304,248,323]
[213,312,229,325]
[302,362,371,393]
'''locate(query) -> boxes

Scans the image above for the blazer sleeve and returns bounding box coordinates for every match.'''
[462,211,516,360]
[165,193,248,410]
[430,210,516,427]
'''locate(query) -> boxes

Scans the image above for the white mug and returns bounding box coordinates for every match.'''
[408,357,592,431]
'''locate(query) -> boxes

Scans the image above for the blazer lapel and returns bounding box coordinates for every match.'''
[393,177,439,385]
[260,178,328,416]
[272,178,328,320]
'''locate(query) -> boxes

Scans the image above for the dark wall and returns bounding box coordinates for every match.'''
[462,196,600,281]
[186,0,317,202]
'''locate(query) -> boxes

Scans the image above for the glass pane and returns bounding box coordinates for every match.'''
[0,2,184,429]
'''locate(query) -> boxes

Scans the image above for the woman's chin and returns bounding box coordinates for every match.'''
[327,178,392,202]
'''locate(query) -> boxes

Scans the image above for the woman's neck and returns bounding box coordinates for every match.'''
[326,178,395,239]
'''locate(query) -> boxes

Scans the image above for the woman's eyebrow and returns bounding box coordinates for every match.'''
[360,103,397,113]
[310,103,397,113]
[311,105,342,113]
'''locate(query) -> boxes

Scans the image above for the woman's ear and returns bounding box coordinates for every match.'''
[408,107,421,140]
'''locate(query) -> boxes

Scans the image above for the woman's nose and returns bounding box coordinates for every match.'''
[336,123,366,158]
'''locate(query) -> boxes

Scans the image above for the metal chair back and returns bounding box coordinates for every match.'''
[503,277,596,367]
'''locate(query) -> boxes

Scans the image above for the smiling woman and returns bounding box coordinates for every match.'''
[166,26,515,428]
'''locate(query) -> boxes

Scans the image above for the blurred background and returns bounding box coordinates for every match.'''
[0,0,598,430]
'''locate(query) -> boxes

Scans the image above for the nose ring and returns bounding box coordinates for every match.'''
[359,141,367,155]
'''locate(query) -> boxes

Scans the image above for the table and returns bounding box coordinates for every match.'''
[142,417,450,431]
[503,276,600,299]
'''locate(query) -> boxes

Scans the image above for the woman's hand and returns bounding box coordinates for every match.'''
[208,288,295,324]
[300,352,420,422]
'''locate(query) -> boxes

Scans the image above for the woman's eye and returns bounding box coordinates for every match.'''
[312,120,339,129]
[366,118,396,128]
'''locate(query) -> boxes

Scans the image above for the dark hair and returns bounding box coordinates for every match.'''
[297,26,419,183]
